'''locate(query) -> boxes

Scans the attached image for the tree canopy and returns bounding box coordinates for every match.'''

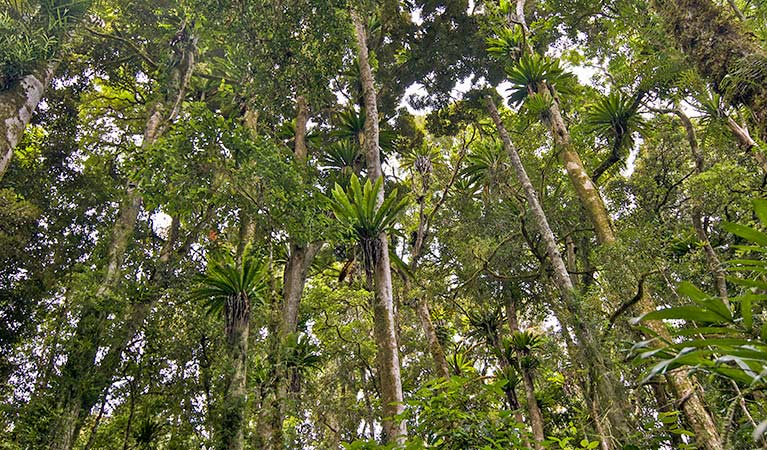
[2,0,767,449]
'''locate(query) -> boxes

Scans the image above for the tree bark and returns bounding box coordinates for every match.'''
[353,10,407,443]
[725,116,767,172]
[220,293,251,450]
[294,95,309,161]
[637,294,725,450]
[415,294,450,379]
[266,91,324,447]
[547,101,616,245]
[652,0,767,142]
[0,64,55,180]
[670,108,729,301]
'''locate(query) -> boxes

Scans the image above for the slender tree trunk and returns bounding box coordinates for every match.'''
[407,188,450,379]
[0,65,55,180]
[637,293,725,450]
[487,97,629,448]
[670,108,729,301]
[725,116,767,172]
[414,296,450,379]
[353,11,407,443]
[268,93,324,448]
[281,244,322,338]
[652,0,767,142]
[294,95,309,161]
[506,294,545,449]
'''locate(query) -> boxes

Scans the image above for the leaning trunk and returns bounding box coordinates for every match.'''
[546,101,616,245]
[353,10,406,443]
[637,294,725,450]
[415,297,450,379]
[0,65,55,180]
[506,295,545,448]
[652,0,767,142]
[487,98,629,448]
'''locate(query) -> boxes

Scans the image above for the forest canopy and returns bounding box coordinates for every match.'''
[2,0,767,449]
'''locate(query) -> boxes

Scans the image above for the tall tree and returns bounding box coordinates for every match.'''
[351,10,407,443]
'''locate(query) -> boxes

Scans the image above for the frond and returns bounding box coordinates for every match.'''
[191,254,268,317]
[505,54,575,106]
[327,174,409,241]
[585,91,644,150]
[486,27,522,62]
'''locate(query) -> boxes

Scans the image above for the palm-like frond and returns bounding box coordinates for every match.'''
[333,108,366,143]
[191,255,268,317]
[506,331,543,353]
[505,54,575,106]
[694,91,726,122]
[466,308,504,346]
[486,26,522,61]
[321,141,361,175]
[283,332,322,375]
[461,141,508,189]
[328,174,409,242]
[585,91,644,150]
[332,107,396,156]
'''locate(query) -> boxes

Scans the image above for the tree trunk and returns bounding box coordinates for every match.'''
[0,65,55,180]
[43,32,197,450]
[220,293,250,450]
[506,295,545,449]
[724,116,767,172]
[353,10,407,443]
[637,294,725,450]
[670,108,729,301]
[281,243,322,338]
[487,97,629,448]
[415,296,450,379]
[294,95,309,161]
[547,101,616,245]
[652,0,767,142]
[407,186,450,380]
[267,91,324,447]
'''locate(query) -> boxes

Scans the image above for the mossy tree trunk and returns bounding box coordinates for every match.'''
[0,65,55,181]
[487,97,629,449]
[652,0,767,142]
[220,292,251,450]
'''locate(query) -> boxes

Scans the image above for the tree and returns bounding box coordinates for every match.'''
[192,254,268,450]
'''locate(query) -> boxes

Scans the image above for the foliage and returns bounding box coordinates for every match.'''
[0,0,90,87]
[634,199,767,440]
[585,91,644,151]
[191,253,268,317]
[505,54,575,106]
[329,175,408,244]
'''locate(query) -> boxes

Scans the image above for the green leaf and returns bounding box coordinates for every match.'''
[742,294,753,331]
[639,306,724,323]
[677,281,708,301]
[722,222,767,246]
[754,199,767,226]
